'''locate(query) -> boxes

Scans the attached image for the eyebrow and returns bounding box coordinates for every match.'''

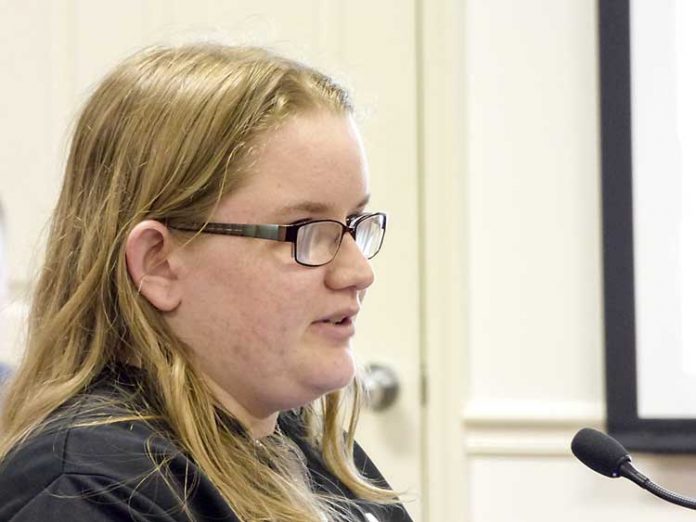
[277,194,371,216]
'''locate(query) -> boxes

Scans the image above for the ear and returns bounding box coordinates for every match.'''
[125,220,182,312]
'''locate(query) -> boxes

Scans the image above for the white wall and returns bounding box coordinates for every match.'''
[424,0,696,520]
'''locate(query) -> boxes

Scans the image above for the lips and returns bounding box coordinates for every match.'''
[315,308,359,325]
[311,308,359,342]
[319,315,352,326]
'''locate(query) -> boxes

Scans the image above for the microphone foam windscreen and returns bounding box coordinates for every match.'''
[571,427,630,478]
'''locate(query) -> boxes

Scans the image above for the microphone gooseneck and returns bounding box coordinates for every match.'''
[571,428,696,511]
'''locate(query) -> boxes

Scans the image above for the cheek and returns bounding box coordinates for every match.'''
[191,254,314,355]
[234,290,295,350]
[177,246,354,407]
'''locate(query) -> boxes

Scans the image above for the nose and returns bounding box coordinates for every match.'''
[324,233,375,291]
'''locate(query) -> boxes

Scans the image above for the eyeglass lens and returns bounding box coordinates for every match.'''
[295,214,384,266]
[355,216,384,259]
[296,222,343,265]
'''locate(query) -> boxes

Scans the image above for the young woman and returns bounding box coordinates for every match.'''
[0,43,412,522]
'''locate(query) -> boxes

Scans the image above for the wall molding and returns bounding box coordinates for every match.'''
[462,398,605,456]
[463,397,605,427]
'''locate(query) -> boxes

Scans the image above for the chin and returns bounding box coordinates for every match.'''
[310,357,356,396]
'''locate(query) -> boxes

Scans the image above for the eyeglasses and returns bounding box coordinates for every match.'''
[167,212,387,267]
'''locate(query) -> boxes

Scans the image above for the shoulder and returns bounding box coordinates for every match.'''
[280,413,413,521]
[352,439,389,487]
[0,398,235,521]
[351,441,415,522]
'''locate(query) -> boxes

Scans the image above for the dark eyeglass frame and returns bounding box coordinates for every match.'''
[166,211,387,267]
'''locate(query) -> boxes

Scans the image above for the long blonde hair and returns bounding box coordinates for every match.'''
[0,43,398,521]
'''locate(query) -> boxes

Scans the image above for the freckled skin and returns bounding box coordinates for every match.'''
[166,111,375,431]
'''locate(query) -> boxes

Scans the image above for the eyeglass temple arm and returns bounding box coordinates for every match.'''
[167,222,292,242]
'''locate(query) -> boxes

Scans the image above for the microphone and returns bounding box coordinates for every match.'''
[571,427,696,510]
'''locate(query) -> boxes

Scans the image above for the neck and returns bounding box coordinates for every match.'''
[204,376,279,438]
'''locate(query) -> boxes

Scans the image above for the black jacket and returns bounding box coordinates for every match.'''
[0,368,413,521]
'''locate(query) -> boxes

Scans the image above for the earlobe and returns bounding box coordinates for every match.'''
[125,220,182,312]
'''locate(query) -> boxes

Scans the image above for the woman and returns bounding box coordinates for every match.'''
[0,43,412,521]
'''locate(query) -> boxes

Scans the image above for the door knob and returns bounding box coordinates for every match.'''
[363,363,400,411]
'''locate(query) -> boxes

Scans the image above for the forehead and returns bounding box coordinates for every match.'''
[216,112,370,221]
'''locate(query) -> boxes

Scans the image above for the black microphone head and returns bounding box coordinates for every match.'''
[571,427,631,478]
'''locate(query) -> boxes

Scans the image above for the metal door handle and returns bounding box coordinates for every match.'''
[363,363,400,411]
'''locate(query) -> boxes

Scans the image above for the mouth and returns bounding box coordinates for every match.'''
[311,309,359,341]
[318,316,353,326]
[315,308,360,326]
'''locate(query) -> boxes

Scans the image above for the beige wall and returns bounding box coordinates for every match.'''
[2,0,696,521]
[426,0,696,520]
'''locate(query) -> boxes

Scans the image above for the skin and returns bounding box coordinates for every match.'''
[126,111,375,438]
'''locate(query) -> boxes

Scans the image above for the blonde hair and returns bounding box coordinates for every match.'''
[0,44,398,521]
